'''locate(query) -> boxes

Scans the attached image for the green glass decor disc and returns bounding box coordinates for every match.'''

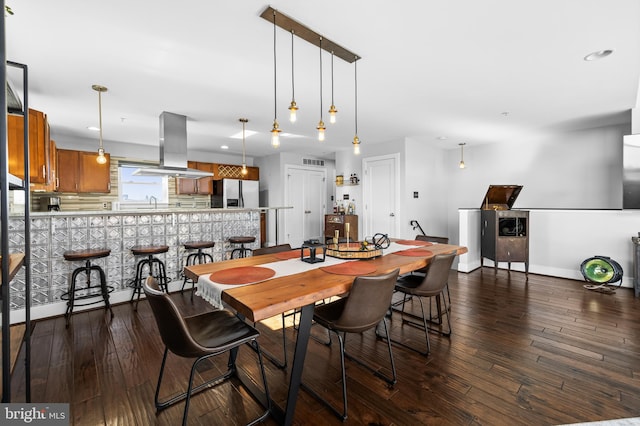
[582,258,614,283]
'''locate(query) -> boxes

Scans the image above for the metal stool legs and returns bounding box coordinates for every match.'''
[130,255,168,310]
[230,243,252,259]
[181,249,213,300]
[63,259,114,328]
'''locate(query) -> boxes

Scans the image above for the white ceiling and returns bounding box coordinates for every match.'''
[5,1,640,160]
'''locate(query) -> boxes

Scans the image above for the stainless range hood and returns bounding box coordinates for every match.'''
[133,112,214,178]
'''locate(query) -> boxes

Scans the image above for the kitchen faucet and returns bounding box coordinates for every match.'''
[149,196,158,209]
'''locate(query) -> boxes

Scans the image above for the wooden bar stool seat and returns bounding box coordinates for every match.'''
[181,241,215,299]
[130,244,170,310]
[61,248,114,327]
[229,236,255,259]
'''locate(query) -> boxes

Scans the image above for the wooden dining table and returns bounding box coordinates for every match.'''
[184,241,468,426]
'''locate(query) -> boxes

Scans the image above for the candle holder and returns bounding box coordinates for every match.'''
[300,240,327,264]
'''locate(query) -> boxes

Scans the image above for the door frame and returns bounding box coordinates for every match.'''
[362,153,401,238]
[283,164,327,246]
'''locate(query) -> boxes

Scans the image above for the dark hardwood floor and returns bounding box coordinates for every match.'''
[10,268,640,425]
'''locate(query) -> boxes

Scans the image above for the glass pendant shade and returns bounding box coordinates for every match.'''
[288,101,298,122]
[353,135,360,155]
[317,120,326,141]
[92,84,108,164]
[97,148,107,164]
[271,120,281,148]
[328,105,337,124]
[459,143,466,168]
[240,118,249,174]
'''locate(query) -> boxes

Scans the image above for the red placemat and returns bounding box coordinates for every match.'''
[209,266,276,285]
[273,248,322,260]
[393,249,434,257]
[320,261,377,276]
[395,239,433,246]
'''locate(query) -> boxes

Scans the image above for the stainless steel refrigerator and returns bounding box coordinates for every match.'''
[211,179,259,208]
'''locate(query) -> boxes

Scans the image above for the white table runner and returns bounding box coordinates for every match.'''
[196,242,428,309]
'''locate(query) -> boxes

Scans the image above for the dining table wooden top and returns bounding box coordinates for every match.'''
[184,242,467,323]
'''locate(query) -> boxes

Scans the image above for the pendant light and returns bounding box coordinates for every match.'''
[240,118,249,176]
[316,37,326,142]
[459,143,466,169]
[270,10,281,148]
[352,57,361,155]
[92,84,108,164]
[288,30,298,123]
[328,51,338,124]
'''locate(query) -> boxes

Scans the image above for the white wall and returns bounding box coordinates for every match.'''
[445,123,629,246]
[404,138,449,238]
[255,151,336,246]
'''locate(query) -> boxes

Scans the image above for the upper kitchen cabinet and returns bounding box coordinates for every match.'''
[214,163,259,181]
[175,161,215,195]
[57,149,111,193]
[7,109,52,188]
[176,162,258,195]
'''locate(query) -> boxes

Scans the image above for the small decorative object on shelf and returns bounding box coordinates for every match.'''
[350,173,359,184]
[301,239,327,264]
[336,175,344,185]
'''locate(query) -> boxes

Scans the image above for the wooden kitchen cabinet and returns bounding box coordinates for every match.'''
[176,162,259,195]
[324,214,358,242]
[195,162,215,195]
[57,149,111,193]
[175,161,214,195]
[7,109,51,186]
[43,139,57,192]
[213,163,259,180]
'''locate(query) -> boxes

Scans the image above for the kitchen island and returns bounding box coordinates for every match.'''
[6,208,261,322]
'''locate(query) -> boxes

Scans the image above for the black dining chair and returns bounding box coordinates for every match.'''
[143,277,271,426]
[251,243,292,369]
[391,253,455,355]
[302,268,400,421]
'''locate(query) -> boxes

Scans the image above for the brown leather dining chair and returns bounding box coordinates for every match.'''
[392,253,455,355]
[143,277,270,426]
[410,233,452,302]
[413,234,449,274]
[302,268,400,421]
[251,243,292,369]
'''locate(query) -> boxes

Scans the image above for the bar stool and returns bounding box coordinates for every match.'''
[181,240,215,299]
[229,236,255,259]
[130,244,169,310]
[61,248,114,328]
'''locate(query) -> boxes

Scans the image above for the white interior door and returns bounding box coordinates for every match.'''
[363,154,400,238]
[285,166,326,247]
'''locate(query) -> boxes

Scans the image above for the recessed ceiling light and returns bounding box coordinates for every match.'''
[220,145,229,150]
[87,126,100,131]
[501,112,509,116]
[584,50,613,61]
[436,136,447,140]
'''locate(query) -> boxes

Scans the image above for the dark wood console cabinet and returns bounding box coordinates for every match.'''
[324,214,358,242]
[480,185,529,273]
